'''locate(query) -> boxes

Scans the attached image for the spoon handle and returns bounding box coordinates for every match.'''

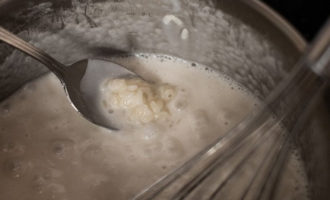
[0,26,66,77]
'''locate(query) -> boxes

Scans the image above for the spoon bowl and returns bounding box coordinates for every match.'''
[65,58,136,130]
[0,26,135,130]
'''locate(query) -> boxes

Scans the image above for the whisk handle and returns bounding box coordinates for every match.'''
[306,19,330,79]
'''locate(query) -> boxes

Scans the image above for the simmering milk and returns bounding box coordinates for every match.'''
[0,54,309,199]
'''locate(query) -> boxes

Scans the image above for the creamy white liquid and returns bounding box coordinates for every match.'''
[0,54,308,199]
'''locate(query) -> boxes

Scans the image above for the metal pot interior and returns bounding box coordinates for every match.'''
[0,0,329,199]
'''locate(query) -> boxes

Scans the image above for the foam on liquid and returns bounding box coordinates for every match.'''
[0,54,309,199]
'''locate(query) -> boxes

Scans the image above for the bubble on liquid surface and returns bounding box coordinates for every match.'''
[174,99,188,111]
[216,108,238,125]
[143,140,163,158]
[2,158,29,178]
[162,136,185,159]
[82,145,103,163]
[189,110,210,132]
[1,103,10,113]
[49,138,75,159]
[33,176,66,199]
[141,125,162,141]
[81,144,115,169]
[181,28,189,40]
[1,142,26,155]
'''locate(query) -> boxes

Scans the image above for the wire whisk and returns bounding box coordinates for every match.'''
[133,20,330,200]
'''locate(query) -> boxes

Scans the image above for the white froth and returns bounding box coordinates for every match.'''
[0,54,309,199]
[162,15,184,26]
[181,28,189,40]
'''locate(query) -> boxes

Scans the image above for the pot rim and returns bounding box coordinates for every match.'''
[242,0,306,52]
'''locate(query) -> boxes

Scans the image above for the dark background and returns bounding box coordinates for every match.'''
[261,0,329,42]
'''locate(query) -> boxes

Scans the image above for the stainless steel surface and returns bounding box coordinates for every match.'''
[306,21,330,79]
[0,0,329,199]
[0,26,134,130]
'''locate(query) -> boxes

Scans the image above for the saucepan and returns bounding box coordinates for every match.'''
[0,0,329,199]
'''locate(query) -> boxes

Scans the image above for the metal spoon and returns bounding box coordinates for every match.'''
[0,26,135,130]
